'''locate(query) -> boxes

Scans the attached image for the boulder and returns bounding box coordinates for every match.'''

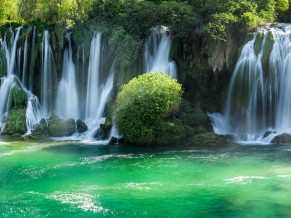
[32,118,48,136]
[47,114,76,137]
[271,133,291,144]
[2,108,27,136]
[263,130,276,139]
[76,119,88,133]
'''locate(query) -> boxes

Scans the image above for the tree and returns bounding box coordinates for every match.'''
[0,0,19,24]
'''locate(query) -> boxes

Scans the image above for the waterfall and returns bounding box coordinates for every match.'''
[82,32,115,139]
[85,32,102,120]
[41,31,57,118]
[0,78,14,131]
[0,27,116,140]
[8,27,22,76]
[28,27,36,91]
[209,24,291,143]
[144,26,177,78]
[0,27,41,134]
[24,90,42,135]
[21,36,28,87]
[0,28,23,131]
[55,33,79,119]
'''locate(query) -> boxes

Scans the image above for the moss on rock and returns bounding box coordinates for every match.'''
[100,117,112,139]
[262,32,274,74]
[179,108,211,129]
[47,114,76,137]
[154,121,193,145]
[32,118,48,136]
[2,108,27,136]
[254,32,264,56]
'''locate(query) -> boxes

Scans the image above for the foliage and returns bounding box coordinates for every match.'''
[109,26,143,67]
[2,0,291,49]
[18,0,93,26]
[8,87,28,110]
[114,72,183,145]
[0,0,19,24]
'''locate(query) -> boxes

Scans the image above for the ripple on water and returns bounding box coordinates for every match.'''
[224,176,265,185]
[46,192,109,214]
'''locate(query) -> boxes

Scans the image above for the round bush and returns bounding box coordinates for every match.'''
[114,72,183,145]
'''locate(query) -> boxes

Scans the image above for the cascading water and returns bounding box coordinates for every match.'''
[55,33,79,119]
[82,32,115,139]
[41,31,57,118]
[86,32,102,121]
[0,26,116,140]
[144,26,177,78]
[21,36,28,87]
[0,27,41,134]
[209,24,291,143]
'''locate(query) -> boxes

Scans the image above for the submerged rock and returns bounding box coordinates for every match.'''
[2,108,27,136]
[184,133,232,147]
[76,119,88,133]
[271,133,291,144]
[109,137,118,145]
[47,114,76,137]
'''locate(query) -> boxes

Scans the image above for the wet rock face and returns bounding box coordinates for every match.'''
[76,119,88,133]
[207,32,244,73]
[99,117,112,139]
[47,114,76,137]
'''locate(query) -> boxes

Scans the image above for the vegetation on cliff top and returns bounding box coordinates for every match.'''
[1,0,290,41]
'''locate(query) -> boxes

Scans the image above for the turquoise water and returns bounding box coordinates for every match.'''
[1,139,291,217]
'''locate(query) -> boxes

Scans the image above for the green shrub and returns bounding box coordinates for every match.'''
[114,72,183,145]
[8,87,28,110]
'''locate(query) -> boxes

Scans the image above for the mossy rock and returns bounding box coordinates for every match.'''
[47,114,76,137]
[8,87,27,110]
[32,118,48,136]
[262,32,274,74]
[2,108,27,136]
[179,109,211,128]
[100,117,112,139]
[271,133,291,144]
[76,119,88,133]
[184,133,231,146]
[254,32,264,56]
[154,121,193,145]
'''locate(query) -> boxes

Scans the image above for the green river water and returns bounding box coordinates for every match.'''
[1,138,291,217]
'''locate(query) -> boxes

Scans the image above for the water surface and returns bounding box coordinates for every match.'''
[1,139,291,217]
